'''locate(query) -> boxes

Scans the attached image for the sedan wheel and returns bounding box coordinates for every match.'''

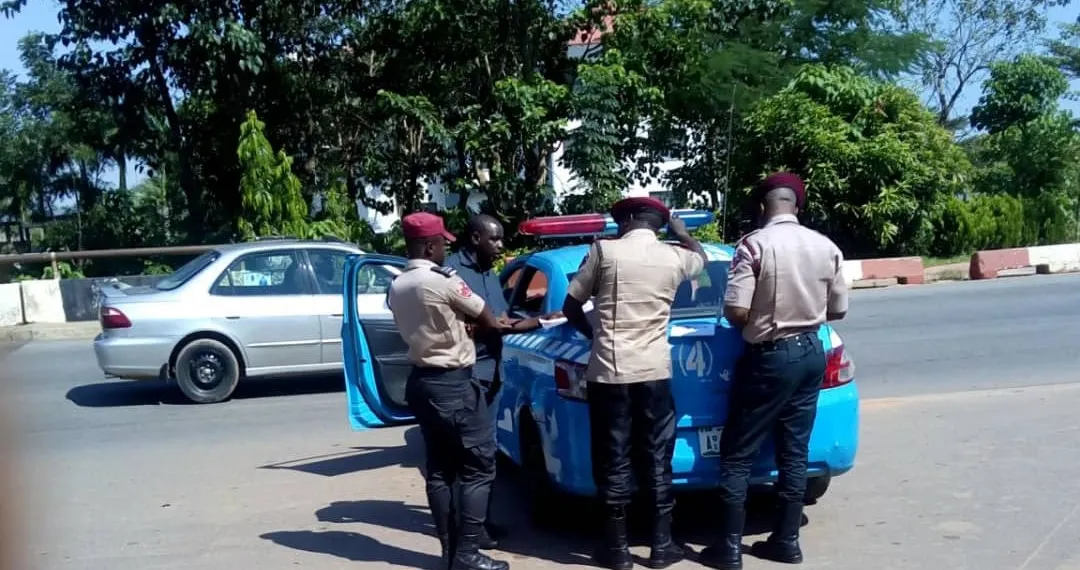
[174,338,241,404]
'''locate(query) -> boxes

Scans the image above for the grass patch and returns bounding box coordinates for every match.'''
[924,254,971,267]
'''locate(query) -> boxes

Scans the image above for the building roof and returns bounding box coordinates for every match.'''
[568,14,615,46]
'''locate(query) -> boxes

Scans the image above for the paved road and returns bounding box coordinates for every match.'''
[835,272,1080,398]
[3,273,1080,570]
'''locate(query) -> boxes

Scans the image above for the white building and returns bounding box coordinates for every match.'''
[357,16,685,232]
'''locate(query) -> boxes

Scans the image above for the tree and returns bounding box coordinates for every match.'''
[564,0,926,216]
[970,54,1069,134]
[966,56,1080,244]
[732,65,971,257]
[895,0,1070,128]
[236,110,309,240]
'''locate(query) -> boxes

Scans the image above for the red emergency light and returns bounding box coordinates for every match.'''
[518,209,714,238]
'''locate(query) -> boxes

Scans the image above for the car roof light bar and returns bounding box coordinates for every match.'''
[518,209,714,239]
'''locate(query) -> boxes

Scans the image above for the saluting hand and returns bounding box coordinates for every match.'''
[667,216,691,238]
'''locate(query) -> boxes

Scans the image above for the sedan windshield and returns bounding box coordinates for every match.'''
[155,251,221,291]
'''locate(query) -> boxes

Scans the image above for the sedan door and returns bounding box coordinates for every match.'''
[340,253,412,430]
[206,249,323,374]
[307,248,404,367]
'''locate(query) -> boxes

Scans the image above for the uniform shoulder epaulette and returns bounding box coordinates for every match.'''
[733,229,760,246]
[431,265,458,278]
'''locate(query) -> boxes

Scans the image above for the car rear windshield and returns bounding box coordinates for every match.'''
[155,251,221,291]
[566,259,729,317]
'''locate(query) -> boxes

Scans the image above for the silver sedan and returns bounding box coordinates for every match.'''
[93,239,401,404]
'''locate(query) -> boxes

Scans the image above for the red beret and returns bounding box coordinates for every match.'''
[610,196,671,224]
[754,172,806,207]
[401,212,456,242]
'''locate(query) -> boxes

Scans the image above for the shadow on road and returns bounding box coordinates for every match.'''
[259,529,442,568]
[259,426,424,476]
[259,425,812,567]
[65,373,346,408]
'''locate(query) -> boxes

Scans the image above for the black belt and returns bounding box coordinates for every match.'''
[748,331,817,352]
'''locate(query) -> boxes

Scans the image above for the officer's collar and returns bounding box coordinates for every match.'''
[764,213,799,227]
[622,228,659,241]
[406,259,438,269]
[455,248,493,273]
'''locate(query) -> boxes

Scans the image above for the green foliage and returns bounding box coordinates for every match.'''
[690,215,724,244]
[3,0,1079,276]
[971,55,1070,134]
[236,110,309,240]
[896,0,1069,126]
[734,64,970,257]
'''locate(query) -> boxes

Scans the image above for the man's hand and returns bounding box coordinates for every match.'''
[541,310,564,321]
[668,215,691,239]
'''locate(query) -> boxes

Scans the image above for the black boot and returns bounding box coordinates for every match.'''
[439,533,456,570]
[750,502,803,564]
[593,505,633,570]
[698,505,744,570]
[647,514,685,569]
[479,501,506,549]
[451,529,510,570]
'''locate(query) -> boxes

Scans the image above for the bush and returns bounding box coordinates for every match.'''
[929,192,1075,257]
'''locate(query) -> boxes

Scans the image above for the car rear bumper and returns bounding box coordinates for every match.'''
[539,380,860,496]
[93,332,176,380]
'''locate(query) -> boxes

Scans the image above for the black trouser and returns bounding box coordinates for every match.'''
[717,331,826,508]
[587,379,677,515]
[406,365,497,553]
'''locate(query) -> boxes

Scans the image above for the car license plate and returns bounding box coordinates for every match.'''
[698,427,723,457]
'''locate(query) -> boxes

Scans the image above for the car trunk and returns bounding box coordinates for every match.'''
[666,316,743,428]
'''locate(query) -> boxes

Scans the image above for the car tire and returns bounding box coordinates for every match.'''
[520,415,561,527]
[174,338,241,404]
[803,476,830,505]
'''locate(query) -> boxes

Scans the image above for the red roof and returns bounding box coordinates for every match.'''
[568,14,614,46]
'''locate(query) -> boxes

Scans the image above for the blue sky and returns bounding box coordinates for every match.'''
[2,0,1080,191]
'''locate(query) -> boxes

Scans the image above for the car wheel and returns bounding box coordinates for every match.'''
[521,415,561,527]
[174,338,241,404]
[803,476,830,505]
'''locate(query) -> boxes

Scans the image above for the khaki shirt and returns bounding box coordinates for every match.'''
[723,214,848,344]
[567,229,706,384]
[388,259,487,368]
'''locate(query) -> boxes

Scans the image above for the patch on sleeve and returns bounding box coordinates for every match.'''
[731,245,753,270]
[431,266,458,278]
[456,280,473,298]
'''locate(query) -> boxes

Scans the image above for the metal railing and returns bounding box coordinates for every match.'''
[0,245,220,276]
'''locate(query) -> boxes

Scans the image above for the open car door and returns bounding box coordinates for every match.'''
[342,253,415,430]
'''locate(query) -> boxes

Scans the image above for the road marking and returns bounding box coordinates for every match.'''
[1017,501,1080,570]
[862,381,1080,412]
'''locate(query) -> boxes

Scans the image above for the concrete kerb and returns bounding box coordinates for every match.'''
[843,256,926,289]
[970,243,1080,280]
[0,321,101,344]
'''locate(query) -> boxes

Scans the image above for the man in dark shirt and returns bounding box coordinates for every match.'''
[445,213,561,548]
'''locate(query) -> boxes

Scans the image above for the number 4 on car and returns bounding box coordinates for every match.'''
[341,210,859,522]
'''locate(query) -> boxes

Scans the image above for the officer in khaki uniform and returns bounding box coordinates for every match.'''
[387,212,511,570]
[562,197,707,570]
[700,173,848,570]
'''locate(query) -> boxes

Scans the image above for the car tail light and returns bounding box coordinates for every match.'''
[518,209,715,239]
[100,306,132,329]
[554,360,588,401]
[823,345,854,389]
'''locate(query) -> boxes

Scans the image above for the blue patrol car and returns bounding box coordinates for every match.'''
[340,211,859,518]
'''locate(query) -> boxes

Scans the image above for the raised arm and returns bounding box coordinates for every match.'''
[722,239,758,328]
[562,243,601,340]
